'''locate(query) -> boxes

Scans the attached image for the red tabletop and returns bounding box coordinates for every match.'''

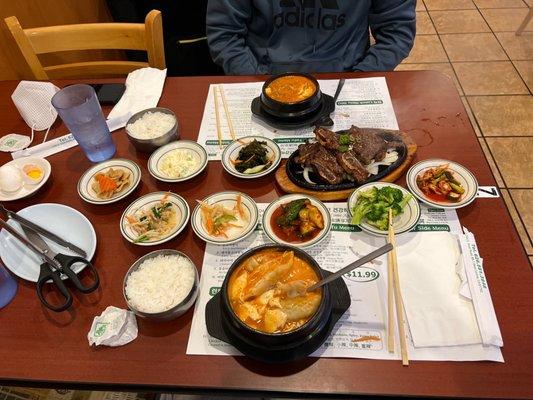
[0,72,531,399]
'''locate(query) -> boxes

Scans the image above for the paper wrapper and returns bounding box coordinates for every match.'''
[88,306,138,347]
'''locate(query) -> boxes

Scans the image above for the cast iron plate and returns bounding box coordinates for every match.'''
[286,130,407,191]
[251,94,335,130]
[205,270,351,363]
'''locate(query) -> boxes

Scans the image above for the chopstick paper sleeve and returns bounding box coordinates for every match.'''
[458,228,503,347]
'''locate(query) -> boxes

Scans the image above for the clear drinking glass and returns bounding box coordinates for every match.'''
[0,262,17,308]
[52,84,116,162]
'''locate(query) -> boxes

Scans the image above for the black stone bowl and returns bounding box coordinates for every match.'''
[205,244,351,363]
[286,130,407,191]
[260,73,322,119]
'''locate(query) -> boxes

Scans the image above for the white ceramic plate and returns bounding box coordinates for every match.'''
[221,136,281,179]
[347,182,421,236]
[148,140,208,182]
[191,191,259,245]
[262,194,331,249]
[406,159,478,209]
[77,158,141,204]
[0,204,97,282]
[0,157,51,201]
[120,191,190,246]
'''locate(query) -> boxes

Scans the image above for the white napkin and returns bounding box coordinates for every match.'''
[107,67,167,120]
[395,232,482,348]
[88,306,138,347]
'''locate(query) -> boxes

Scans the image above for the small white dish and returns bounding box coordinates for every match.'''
[0,203,97,282]
[0,157,51,201]
[347,182,421,236]
[77,158,141,204]
[406,159,478,209]
[221,136,281,179]
[262,194,331,249]
[120,191,190,246]
[148,140,208,183]
[191,191,258,245]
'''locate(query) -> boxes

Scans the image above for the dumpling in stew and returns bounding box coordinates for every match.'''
[227,249,322,333]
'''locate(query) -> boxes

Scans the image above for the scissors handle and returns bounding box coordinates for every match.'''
[54,253,100,293]
[36,263,73,312]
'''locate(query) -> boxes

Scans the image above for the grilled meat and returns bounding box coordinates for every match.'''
[345,126,387,165]
[309,146,344,185]
[294,125,404,186]
[336,150,369,184]
[295,142,320,164]
[315,127,340,150]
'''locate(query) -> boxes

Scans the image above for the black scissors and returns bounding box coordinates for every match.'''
[0,218,99,312]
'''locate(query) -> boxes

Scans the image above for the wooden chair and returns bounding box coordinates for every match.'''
[516,6,532,36]
[4,10,166,80]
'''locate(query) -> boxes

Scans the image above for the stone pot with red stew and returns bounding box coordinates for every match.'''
[260,73,322,119]
[221,244,331,347]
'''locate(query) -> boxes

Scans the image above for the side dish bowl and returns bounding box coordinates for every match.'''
[347,182,421,236]
[406,159,478,209]
[262,194,332,248]
[148,140,208,183]
[120,191,190,246]
[221,136,281,179]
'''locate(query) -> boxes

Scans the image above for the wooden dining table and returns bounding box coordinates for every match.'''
[0,72,531,399]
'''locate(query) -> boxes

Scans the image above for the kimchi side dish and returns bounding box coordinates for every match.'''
[227,249,322,334]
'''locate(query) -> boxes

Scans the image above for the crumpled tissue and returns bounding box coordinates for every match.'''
[88,306,138,347]
[107,67,167,121]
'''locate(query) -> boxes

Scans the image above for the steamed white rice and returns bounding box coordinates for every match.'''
[127,111,175,139]
[125,253,195,313]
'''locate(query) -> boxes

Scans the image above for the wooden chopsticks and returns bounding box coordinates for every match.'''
[213,84,236,149]
[218,85,236,141]
[213,86,223,149]
[388,208,409,366]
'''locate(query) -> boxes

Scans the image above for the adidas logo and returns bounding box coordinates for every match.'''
[274,0,346,30]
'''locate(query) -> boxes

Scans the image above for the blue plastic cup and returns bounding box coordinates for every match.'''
[0,262,17,309]
[52,84,116,162]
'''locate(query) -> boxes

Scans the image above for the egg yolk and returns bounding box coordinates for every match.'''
[23,164,43,180]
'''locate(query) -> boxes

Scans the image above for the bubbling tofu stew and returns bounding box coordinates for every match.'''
[228,249,322,334]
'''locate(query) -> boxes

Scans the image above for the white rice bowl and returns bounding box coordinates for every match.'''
[126,111,176,140]
[125,253,195,314]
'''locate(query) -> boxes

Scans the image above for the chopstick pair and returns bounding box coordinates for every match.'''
[387,208,409,366]
[213,84,236,149]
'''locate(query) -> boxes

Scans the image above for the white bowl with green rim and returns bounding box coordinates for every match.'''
[77,158,141,204]
[262,194,331,249]
[120,191,190,246]
[191,191,258,245]
[406,159,478,209]
[221,136,281,179]
[148,140,208,183]
[347,182,420,236]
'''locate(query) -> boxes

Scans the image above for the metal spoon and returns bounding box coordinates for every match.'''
[307,243,393,292]
[332,78,346,104]
[314,78,345,127]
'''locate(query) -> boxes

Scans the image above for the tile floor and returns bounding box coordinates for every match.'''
[1,2,532,399]
[398,0,533,266]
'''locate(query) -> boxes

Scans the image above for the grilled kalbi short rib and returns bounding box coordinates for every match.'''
[295,125,405,185]
[295,143,345,184]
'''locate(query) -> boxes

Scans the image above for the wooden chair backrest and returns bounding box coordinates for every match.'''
[4,10,165,80]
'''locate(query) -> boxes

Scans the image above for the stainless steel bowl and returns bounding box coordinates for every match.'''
[125,107,179,153]
[123,249,199,322]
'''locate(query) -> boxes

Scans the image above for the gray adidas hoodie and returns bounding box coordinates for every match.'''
[206,0,416,75]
